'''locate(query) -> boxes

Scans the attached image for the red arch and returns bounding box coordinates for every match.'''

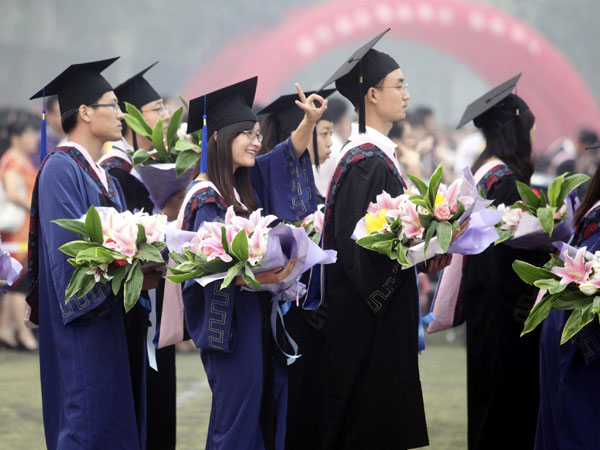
[183,0,600,150]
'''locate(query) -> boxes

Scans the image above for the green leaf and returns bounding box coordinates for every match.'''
[165,268,205,284]
[242,264,260,290]
[152,241,167,252]
[170,252,189,266]
[548,282,568,295]
[450,200,466,222]
[593,296,600,315]
[512,260,557,285]
[560,304,595,344]
[75,247,114,265]
[203,258,234,274]
[124,102,153,137]
[111,265,129,296]
[516,181,541,209]
[538,189,548,208]
[231,230,249,261]
[137,242,165,263]
[407,175,428,196]
[546,174,564,207]
[436,221,453,253]
[84,206,103,244]
[537,206,557,236]
[123,261,143,313]
[166,107,184,150]
[427,164,444,210]
[77,272,99,299]
[357,233,397,251]
[174,139,199,152]
[533,278,560,290]
[221,226,229,253]
[178,95,189,111]
[220,261,245,289]
[64,266,89,303]
[396,244,411,266]
[132,149,152,166]
[52,219,89,239]
[555,173,590,209]
[136,224,146,248]
[494,228,515,245]
[123,115,151,139]
[175,149,200,176]
[418,213,432,229]
[151,119,169,162]
[58,240,100,257]
[424,220,438,254]
[521,293,555,336]
[409,196,429,210]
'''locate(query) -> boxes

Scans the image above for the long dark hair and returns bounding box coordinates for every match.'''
[472,94,535,184]
[574,163,600,225]
[205,120,259,213]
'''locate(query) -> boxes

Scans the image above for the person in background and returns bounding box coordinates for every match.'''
[0,109,39,350]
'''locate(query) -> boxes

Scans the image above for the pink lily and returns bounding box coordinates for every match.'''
[552,247,593,285]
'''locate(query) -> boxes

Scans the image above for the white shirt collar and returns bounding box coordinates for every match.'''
[348,123,398,152]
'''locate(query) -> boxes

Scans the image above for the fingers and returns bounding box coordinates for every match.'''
[295,83,307,104]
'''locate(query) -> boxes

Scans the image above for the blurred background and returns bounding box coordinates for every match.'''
[1,1,600,448]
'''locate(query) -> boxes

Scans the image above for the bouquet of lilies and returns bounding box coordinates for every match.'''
[353,164,501,267]
[513,242,600,344]
[53,206,167,311]
[493,173,588,249]
[122,102,200,208]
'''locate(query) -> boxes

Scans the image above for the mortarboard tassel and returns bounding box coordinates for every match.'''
[312,128,320,169]
[200,94,208,174]
[358,60,366,134]
[40,87,47,163]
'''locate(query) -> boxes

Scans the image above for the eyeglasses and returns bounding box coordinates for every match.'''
[87,103,123,113]
[241,130,263,143]
[141,103,169,115]
[374,82,409,93]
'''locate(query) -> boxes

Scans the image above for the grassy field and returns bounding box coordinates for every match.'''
[0,335,467,450]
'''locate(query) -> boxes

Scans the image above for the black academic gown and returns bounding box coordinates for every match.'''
[106,166,177,450]
[461,173,548,450]
[323,152,428,450]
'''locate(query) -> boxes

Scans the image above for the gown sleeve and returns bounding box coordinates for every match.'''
[250,136,318,221]
[181,201,237,352]
[331,156,408,314]
[38,154,117,325]
[107,167,154,213]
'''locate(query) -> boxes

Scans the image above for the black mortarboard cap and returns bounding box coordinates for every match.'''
[187,77,259,173]
[258,88,336,133]
[30,57,119,114]
[586,141,600,150]
[456,73,523,129]
[318,29,398,133]
[187,76,259,136]
[113,61,161,110]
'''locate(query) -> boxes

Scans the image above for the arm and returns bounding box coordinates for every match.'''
[39,155,115,324]
[289,83,328,158]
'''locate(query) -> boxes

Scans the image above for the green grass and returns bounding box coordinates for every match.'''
[0,338,466,450]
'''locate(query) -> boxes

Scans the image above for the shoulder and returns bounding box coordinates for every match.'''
[478,164,515,197]
[40,150,80,181]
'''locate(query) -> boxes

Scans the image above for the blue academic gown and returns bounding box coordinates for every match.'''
[37,150,141,450]
[535,205,600,449]
[181,138,316,450]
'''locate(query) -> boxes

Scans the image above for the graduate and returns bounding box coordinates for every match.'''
[535,152,600,449]
[99,62,179,450]
[178,77,324,450]
[316,29,457,449]
[258,89,335,203]
[28,58,162,450]
[456,77,548,450]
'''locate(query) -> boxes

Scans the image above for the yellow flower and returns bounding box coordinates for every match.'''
[435,193,446,207]
[365,209,388,234]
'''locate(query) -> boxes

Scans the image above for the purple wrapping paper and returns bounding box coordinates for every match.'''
[0,247,23,286]
[135,163,195,210]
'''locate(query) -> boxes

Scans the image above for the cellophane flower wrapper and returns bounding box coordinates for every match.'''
[513,241,600,344]
[52,206,167,312]
[0,238,23,290]
[135,163,195,210]
[353,166,502,268]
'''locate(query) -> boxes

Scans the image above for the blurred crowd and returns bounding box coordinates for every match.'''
[1,95,598,351]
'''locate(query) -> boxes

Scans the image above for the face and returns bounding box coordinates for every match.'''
[530,123,537,144]
[141,99,170,130]
[85,91,124,141]
[231,122,261,172]
[369,68,411,122]
[310,120,334,164]
[12,127,39,155]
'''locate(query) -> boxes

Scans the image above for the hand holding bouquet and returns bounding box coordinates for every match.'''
[53,206,167,311]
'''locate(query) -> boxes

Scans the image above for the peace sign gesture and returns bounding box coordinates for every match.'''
[294,83,328,124]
